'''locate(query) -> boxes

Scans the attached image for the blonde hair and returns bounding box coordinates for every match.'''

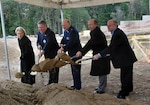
[15,26,26,35]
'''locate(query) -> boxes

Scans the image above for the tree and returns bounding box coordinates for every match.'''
[128,0,149,20]
[63,8,90,32]
[0,0,149,37]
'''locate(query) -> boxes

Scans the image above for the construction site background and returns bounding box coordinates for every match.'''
[80,15,150,62]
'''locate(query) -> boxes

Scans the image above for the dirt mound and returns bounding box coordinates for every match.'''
[36,84,147,105]
[0,38,149,105]
[0,80,37,105]
[0,80,148,105]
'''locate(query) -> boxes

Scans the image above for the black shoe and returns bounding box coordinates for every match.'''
[129,90,133,93]
[45,83,50,86]
[94,87,99,91]
[94,90,105,94]
[69,86,75,90]
[125,93,129,96]
[117,95,126,99]
[69,86,81,90]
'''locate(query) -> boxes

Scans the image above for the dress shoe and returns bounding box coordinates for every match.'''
[45,83,51,86]
[129,90,133,92]
[94,90,105,94]
[125,93,129,96]
[69,86,75,90]
[94,87,99,91]
[117,95,126,99]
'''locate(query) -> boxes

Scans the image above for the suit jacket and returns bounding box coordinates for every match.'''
[60,26,82,57]
[101,28,137,68]
[37,28,59,59]
[81,26,110,76]
[18,35,35,72]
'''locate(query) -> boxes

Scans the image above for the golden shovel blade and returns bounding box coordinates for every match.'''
[57,53,73,62]
[31,58,58,72]
[31,64,41,72]
[57,53,79,65]
[38,58,54,72]
[15,72,24,78]
[54,60,67,68]
[31,54,79,72]
[33,58,64,72]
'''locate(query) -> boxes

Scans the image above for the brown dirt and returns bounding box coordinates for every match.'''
[0,37,149,105]
[0,80,37,105]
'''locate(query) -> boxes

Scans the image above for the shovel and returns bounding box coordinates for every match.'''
[31,53,79,72]
[15,51,42,78]
[75,57,93,64]
[15,60,24,78]
[75,54,110,64]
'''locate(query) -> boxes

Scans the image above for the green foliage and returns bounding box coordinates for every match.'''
[82,25,87,31]
[63,8,90,31]
[0,0,149,37]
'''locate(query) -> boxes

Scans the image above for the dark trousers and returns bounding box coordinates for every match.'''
[71,64,81,90]
[119,64,133,96]
[21,61,35,85]
[21,71,35,85]
[48,68,59,84]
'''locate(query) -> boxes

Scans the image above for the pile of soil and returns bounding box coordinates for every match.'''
[0,80,37,105]
[0,80,148,105]
[35,83,147,105]
[0,38,149,105]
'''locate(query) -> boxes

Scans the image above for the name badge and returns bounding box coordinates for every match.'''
[66,37,69,40]
[43,39,46,43]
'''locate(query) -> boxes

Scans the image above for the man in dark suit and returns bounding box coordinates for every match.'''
[58,19,82,90]
[76,19,110,94]
[37,20,59,85]
[93,19,137,99]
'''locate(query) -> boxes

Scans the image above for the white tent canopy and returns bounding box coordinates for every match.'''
[14,0,132,8]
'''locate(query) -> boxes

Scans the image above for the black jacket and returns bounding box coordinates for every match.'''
[18,35,35,72]
[101,28,137,68]
[61,26,82,57]
[37,28,59,59]
[81,26,110,76]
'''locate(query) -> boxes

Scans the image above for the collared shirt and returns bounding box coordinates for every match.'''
[41,33,47,44]
[98,28,117,58]
[37,31,48,52]
[40,33,47,46]
[64,30,70,41]
[111,28,117,36]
